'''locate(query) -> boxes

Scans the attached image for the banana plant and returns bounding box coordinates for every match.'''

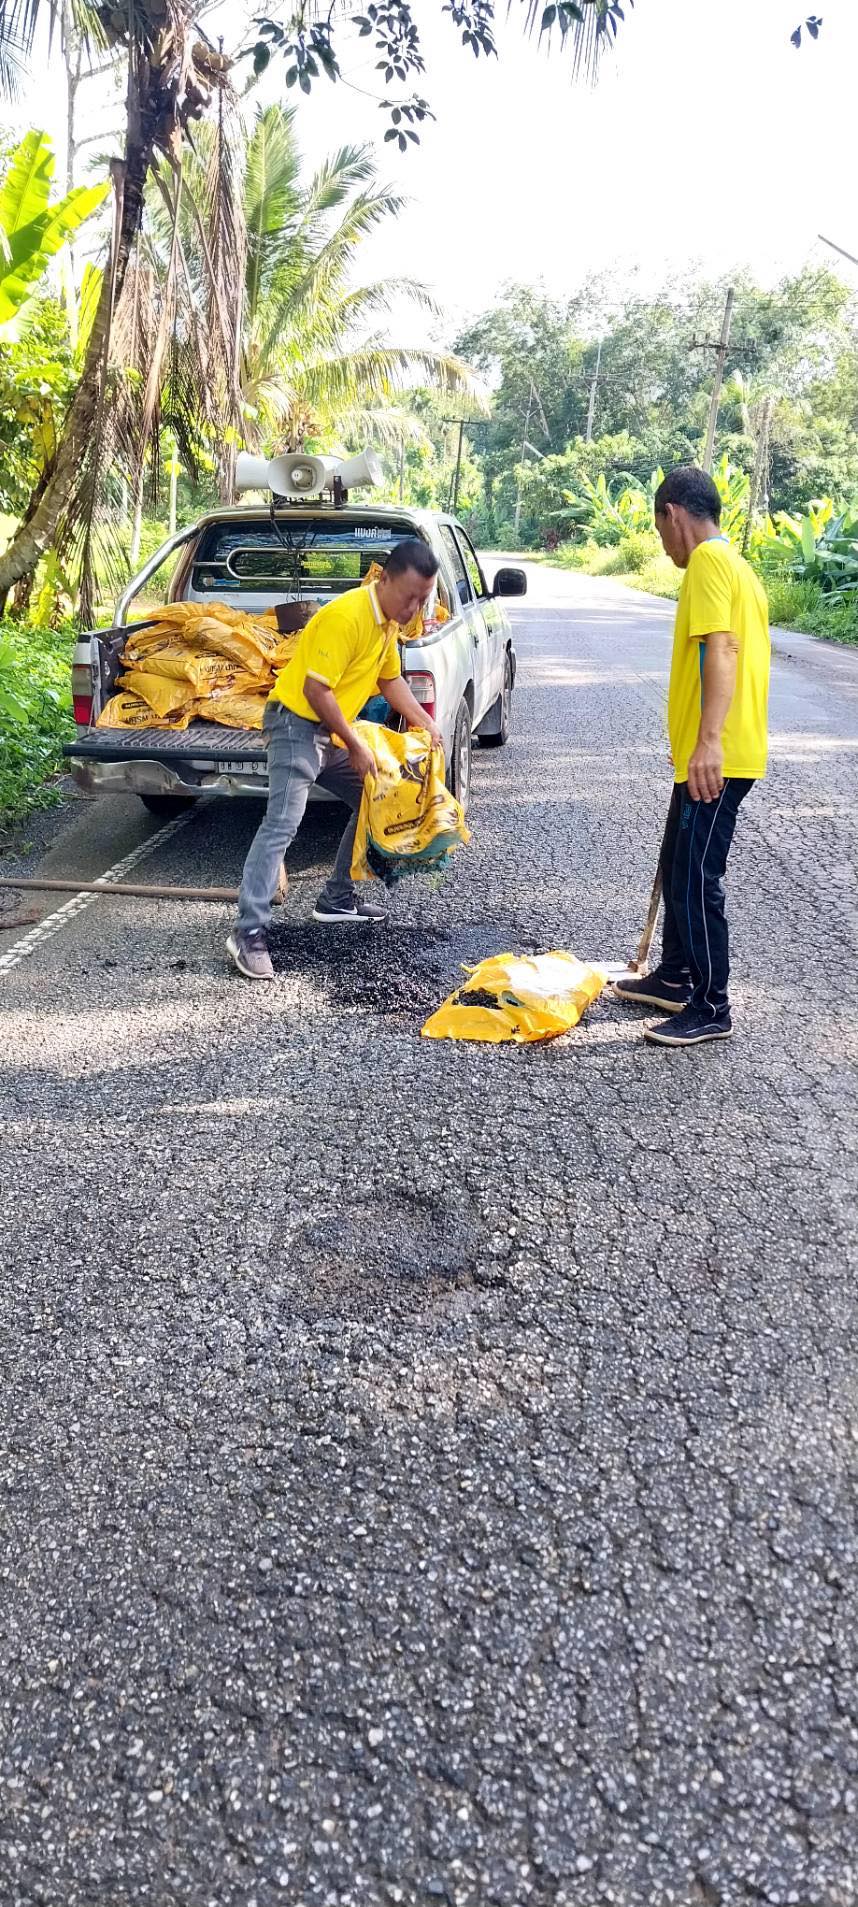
[0,130,108,332]
[752,497,858,598]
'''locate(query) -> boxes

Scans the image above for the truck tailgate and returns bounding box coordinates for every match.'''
[64,722,267,765]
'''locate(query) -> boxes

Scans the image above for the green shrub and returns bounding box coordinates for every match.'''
[632,557,681,601]
[0,620,75,823]
[613,529,660,573]
[764,575,858,643]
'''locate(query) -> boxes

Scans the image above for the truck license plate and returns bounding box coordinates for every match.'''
[189,758,266,774]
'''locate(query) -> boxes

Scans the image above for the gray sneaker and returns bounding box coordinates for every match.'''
[226,928,275,980]
[312,896,388,924]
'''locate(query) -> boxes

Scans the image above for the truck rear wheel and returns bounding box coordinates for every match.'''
[139,794,197,820]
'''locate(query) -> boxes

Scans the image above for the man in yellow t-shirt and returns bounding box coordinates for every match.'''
[227,538,442,981]
[615,465,770,1046]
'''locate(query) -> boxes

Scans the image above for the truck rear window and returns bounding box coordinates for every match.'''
[188,515,422,597]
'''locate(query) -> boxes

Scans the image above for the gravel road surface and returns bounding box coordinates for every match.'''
[1,564,857,1907]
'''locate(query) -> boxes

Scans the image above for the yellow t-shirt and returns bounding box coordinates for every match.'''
[270,582,402,724]
[669,537,770,783]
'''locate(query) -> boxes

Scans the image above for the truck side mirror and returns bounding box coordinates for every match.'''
[492,567,527,598]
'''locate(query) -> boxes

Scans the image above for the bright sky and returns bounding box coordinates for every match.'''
[11,0,858,348]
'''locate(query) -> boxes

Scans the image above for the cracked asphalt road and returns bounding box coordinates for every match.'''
[1,564,857,1907]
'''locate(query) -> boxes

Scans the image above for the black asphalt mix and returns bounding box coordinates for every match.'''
[1,566,857,1906]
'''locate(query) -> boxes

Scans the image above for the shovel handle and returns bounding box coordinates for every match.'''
[633,865,664,970]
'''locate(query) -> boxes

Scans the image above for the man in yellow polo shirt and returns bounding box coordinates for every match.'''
[615,465,770,1046]
[227,538,442,981]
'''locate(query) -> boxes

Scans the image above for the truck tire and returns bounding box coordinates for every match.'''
[480,650,513,749]
[447,697,473,812]
[139,794,197,820]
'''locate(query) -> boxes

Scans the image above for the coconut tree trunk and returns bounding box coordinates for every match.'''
[0,76,155,615]
[129,460,145,568]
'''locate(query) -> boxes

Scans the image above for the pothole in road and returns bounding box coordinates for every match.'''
[276,1192,480,1322]
[266,921,538,1024]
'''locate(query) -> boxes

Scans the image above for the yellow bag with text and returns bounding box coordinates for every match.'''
[201,689,268,729]
[421,951,605,1045]
[96,692,195,731]
[349,721,470,885]
[188,615,277,674]
[118,669,198,718]
[123,646,249,694]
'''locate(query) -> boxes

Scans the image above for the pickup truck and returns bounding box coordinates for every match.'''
[65,503,526,818]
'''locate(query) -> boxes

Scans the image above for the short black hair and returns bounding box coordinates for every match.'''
[654,466,721,524]
[383,538,439,580]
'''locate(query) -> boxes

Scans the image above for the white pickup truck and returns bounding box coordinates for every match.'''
[65,502,526,818]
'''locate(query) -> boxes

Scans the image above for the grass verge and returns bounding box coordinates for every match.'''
[0,621,75,827]
[534,542,858,638]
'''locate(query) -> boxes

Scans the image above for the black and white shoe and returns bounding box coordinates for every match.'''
[312,896,388,925]
[613,967,692,1014]
[644,1006,733,1047]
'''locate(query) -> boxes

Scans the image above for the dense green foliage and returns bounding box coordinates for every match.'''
[457,272,858,645]
[455,271,858,547]
[0,620,75,823]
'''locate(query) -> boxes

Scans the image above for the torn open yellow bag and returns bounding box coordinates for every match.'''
[421,952,605,1045]
[349,721,470,885]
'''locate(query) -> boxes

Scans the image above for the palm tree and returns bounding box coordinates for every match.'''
[143,104,477,494]
[0,0,612,613]
[0,0,229,611]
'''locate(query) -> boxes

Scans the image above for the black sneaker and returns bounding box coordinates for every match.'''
[644,1005,733,1047]
[226,928,275,981]
[312,897,388,924]
[613,967,692,1013]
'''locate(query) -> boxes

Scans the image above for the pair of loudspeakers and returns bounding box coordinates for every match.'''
[234,448,382,499]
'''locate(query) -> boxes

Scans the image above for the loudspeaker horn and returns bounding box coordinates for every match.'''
[333,447,383,492]
[235,452,271,492]
[266,452,336,498]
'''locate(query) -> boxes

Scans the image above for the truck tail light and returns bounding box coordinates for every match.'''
[405,670,436,721]
[71,662,93,728]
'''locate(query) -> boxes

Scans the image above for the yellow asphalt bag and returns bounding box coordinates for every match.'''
[349,721,470,885]
[96,692,195,731]
[421,951,605,1045]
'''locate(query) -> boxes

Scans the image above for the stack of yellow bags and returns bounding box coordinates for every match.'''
[97,601,308,733]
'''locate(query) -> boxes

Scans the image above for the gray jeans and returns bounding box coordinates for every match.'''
[236,702,363,933]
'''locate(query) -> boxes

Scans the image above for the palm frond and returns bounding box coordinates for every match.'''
[298,346,484,413]
[517,0,630,82]
[259,185,408,364]
[335,279,440,326]
[297,143,379,228]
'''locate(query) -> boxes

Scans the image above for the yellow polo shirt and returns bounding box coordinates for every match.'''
[270,582,401,724]
[669,537,770,783]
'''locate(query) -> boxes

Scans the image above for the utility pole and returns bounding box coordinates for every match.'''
[700,286,735,474]
[451,419,465,514]
[742,393,775,555]
[513,383,534,539]
[398,435,405,503]
[442,419,476,514]
[585,338,602,443]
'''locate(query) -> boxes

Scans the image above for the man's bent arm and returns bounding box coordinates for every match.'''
[687,631,739,803]
[303,677,376,779]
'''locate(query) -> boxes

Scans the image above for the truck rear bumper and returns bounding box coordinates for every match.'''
[64,723,335,802]
[68,756,273,800]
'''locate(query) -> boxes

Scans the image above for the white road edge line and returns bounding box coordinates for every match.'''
[0,809,198,976]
